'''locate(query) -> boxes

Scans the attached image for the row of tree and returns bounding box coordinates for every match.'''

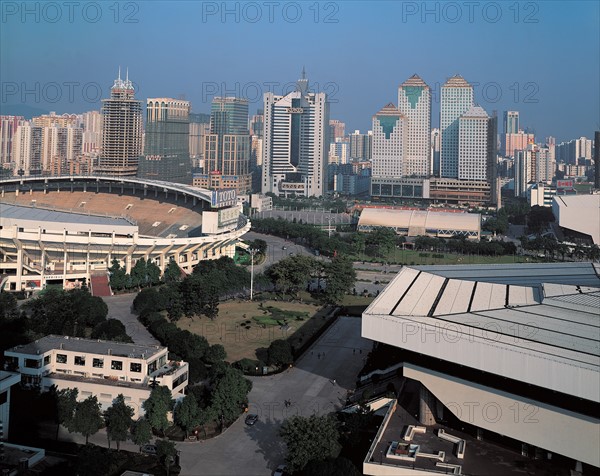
[109,257,182,292]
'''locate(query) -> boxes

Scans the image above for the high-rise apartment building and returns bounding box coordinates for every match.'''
[96,69,143,177]
[398,74,431,177]
[503,111,519,134]
[250,111,264,138]
[555,137,594,163]
[440,75,474,178]
[328,138,349,165]
[262,71,329,197]
[32,112,80,128]
[189,113,210,167]
[502,130,535,158]
[81,110,103,154]
[329,119,346,143]
[370,103,406,198]
[349,130,372,161]
[41,125,83,173]
[12,122,43,176]
[0,115,24,170]
[193,97,251,194]
[137,98,192,184]
[458,106,490,181]
[514,144,555,197]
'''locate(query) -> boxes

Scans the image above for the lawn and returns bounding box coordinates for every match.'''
[176,298,323,362]
[357,249,543,266]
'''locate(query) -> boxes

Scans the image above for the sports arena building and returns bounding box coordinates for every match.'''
[362,262,600,474]
[0,176,250,292]
[357,208,481,240]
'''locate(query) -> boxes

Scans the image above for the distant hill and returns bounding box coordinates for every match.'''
[0,104,50,119]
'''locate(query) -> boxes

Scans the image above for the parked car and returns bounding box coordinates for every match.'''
[141,444,157,455]
[245,414,259,426]
[273,464,288,476]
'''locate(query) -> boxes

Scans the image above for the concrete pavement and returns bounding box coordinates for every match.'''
[103,293,159,346]
[177,316,372,476]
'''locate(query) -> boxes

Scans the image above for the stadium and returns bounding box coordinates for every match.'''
[0,176,250,294]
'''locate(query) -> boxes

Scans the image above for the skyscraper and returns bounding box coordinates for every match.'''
[12,122,42,176]
[0,115,24,170]
[458,106,490,181]
[503,111,519,134]
[329,119,346,143]
[440,75,474,178]
[138,98,192,184]
[96,69,143,177]
[370,103,406,198]
[193,97,251,194]
[398,74,431,177]
[262,70,329,197]
[81,110,103,154]
[349,130,372,161]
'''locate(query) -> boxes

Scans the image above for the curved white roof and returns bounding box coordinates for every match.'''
[358,208,480,233]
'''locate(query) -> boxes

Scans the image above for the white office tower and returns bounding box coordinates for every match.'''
[440,75,474,178]
[371,103,406,181]
[12,122,42,176]
[398,74,431,177]
[458,106,490,181]
[261,70,329,197]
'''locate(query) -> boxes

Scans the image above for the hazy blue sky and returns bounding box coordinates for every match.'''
[2,1,598,141]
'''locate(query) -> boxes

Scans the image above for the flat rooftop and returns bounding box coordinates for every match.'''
[5,335,164,360]
[0,203,134,228]
[369,399,577,476]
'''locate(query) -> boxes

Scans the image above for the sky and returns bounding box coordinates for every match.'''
[1,1,599,142]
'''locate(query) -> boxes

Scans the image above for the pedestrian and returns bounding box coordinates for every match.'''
[359,349,362,354]
[353,349,355,354]
[317,353,320,359]
[332,379,336,385]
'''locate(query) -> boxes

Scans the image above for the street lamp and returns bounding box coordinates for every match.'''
[249,248,258,301]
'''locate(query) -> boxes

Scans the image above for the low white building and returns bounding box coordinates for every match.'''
[4,335,188,418]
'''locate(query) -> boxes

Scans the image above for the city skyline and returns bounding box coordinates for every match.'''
[1,2,598,142]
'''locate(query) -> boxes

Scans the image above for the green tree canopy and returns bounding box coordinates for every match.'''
[142,385,174,436]
[322,255,356,304]
[204,344,227,365]
[266,255,318,298]
[131,418,153,449]
[104,394,134,450]
[174,394,201,438]
[209,365,252,424]
[71,395,104,444]
[56,387,78,438]
[267,339,293,367]
[156,439,178,475]
[280,414,341,472]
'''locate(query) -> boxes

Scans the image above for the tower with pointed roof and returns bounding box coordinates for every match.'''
[261,69,329,197]
[440,75,474,179]
[398,74,431,177]
[96,68,143,177]
[370,103,406,196]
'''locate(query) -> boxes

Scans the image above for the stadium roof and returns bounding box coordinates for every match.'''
[0,203,134,227]
[363,262,600,402]
[553,194,600,245]
[358,208,480,233]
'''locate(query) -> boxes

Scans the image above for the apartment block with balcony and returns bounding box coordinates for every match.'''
[4,335,189,417]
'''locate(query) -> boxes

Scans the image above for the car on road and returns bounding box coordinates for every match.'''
[245,414,259,426]
[282,246,287,250]
[273,464,288,476]
[141,444,157,455]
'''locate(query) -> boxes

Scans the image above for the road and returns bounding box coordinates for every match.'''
[177,316,372,476]
[103,293,159,346]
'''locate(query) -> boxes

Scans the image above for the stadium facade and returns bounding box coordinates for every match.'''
[0,176,250,292]
[362,262,600,472]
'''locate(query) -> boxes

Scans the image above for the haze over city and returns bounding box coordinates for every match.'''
[2,1,599,141]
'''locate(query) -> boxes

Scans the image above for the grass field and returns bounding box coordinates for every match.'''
[357,249,544,266]
[176,297,324,362]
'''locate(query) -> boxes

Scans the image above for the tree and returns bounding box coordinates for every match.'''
[104,394,134,450]
[91,319,132,342]
[163,258,183,284]
[131,418,153,450]
[280,414,341,472]
[0,292,18,320]
[174,394,201,438]
[56,387,78,439]
[71,395,104,444]
[109,259,127,291]
[267,339,293,367]
[156,439,178,476]
[322,255,356,304]
[365,227,396,258]
[142,385,174,436]
[266,255,318,298]
[301,457,361,476]
[204,344,227,365]
[210,365,252,424]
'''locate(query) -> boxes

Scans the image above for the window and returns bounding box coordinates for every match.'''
[56,354,67,364]
[25,359,41,369]
[111,360,123,371]
[93,358,104,368]
[130,362,142,373]
[43,355,50,366]
[147,360,157,375]
[74,356,85,366]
